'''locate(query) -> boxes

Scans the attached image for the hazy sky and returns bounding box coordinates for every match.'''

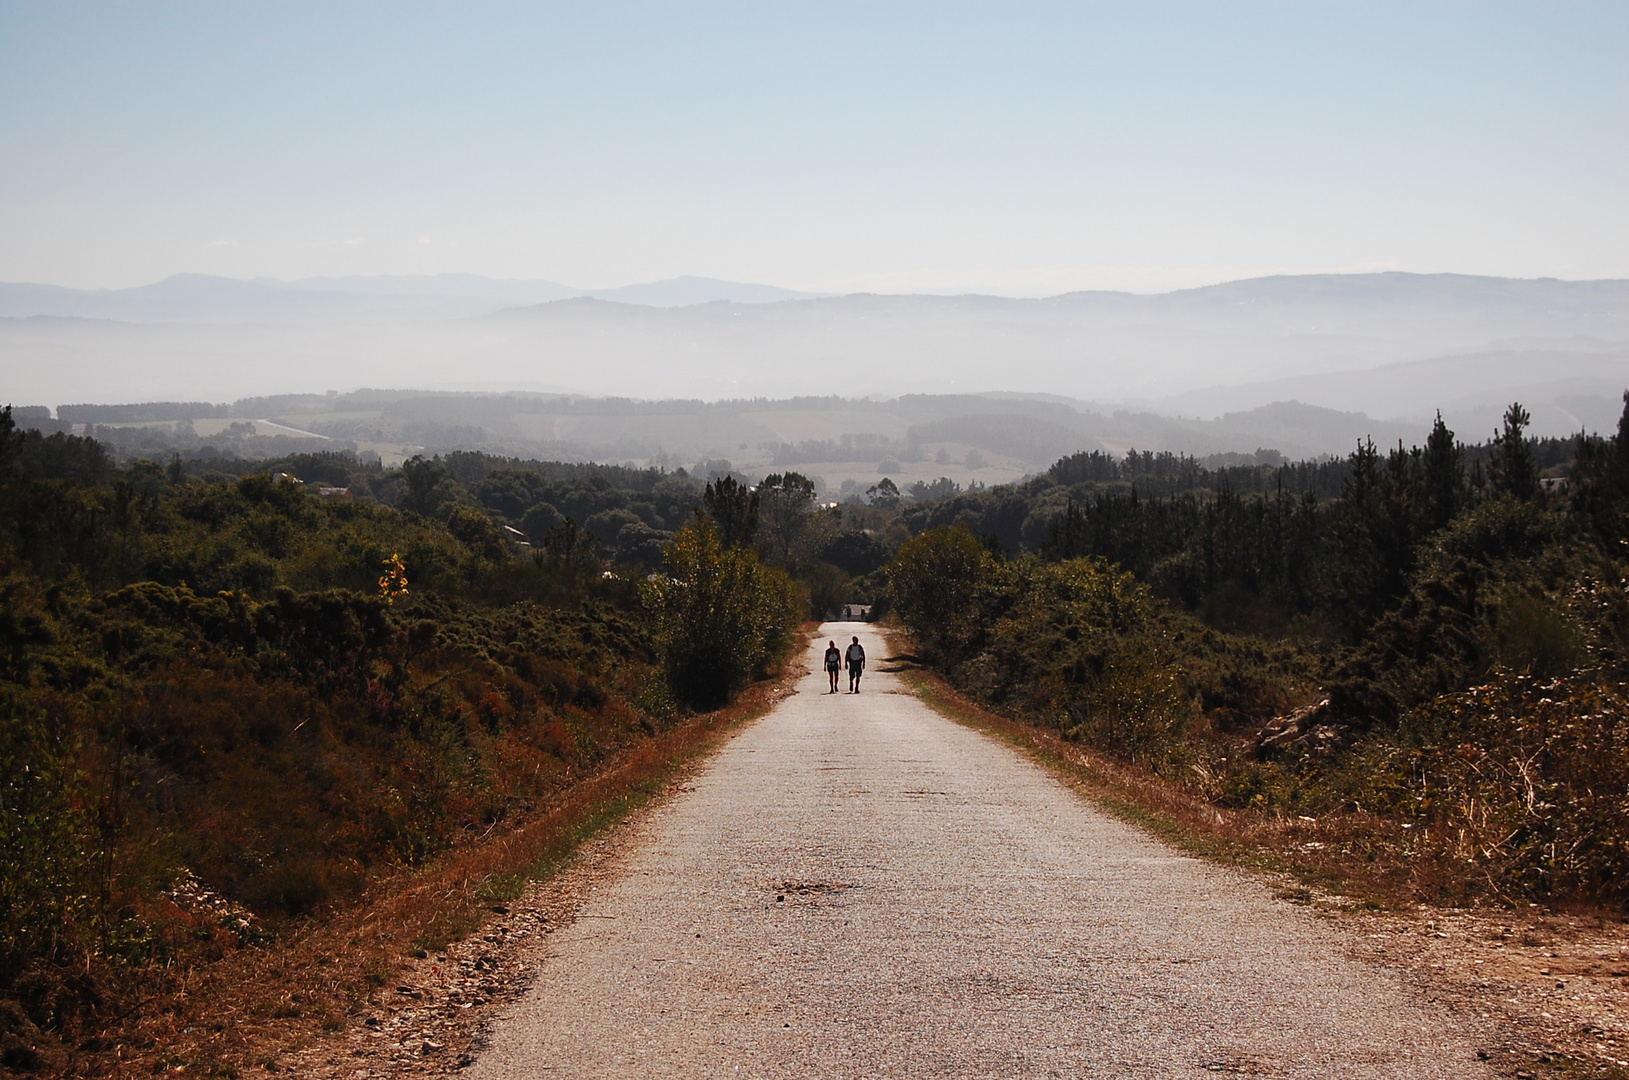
[1,2,1624,295]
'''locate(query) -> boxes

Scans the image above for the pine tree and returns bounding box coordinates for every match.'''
[1615,390,1629,486]
[1422,411,1462,531]
[1489,402,1538,500]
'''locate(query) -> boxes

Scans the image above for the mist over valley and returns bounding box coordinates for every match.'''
[6,270,1626,473]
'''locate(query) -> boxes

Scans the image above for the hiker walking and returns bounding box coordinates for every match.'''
[824,639,842,693]
[844,635,865,693]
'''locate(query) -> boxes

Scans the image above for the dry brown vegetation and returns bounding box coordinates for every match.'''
[0,411,816,1076]
[893,645,1629,1080]
[50,652,804,1079]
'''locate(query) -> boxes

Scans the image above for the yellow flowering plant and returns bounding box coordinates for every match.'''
[378,552,409,604]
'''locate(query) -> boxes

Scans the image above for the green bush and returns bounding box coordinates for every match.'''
[980,557,1195,760]
[891,538,1204,762]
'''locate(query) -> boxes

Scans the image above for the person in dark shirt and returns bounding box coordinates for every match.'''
[824,640,842,693]
[844,636,865,693]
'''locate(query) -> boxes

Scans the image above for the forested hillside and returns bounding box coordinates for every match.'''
[891,399,1629,909]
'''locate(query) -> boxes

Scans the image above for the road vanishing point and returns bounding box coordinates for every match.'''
[469,623,1489,1079]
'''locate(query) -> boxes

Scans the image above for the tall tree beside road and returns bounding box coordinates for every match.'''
[755,471,816,564]
[1490,402,1539,501]
[643,518,799,708]
[702,475,759,549]
[887,524,996,662]
[1421,411,1464,532]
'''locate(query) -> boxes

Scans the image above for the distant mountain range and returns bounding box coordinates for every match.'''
[586,276,829,306]
[0,273,827,322]
[1159,343,1629,441]
[2,271,1625,447]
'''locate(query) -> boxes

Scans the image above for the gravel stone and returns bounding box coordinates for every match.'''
[469,625,1492,1078]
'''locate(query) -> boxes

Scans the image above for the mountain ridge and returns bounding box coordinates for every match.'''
[6,269,1629,323]
[0,272,831,321]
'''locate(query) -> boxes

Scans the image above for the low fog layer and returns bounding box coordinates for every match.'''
[3,271,1625,448]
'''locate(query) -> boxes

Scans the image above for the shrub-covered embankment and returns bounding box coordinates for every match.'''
[888,399,1629,912]
[0,412,800,1074]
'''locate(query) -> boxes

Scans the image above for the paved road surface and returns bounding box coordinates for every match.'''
[470,624,1489,1078]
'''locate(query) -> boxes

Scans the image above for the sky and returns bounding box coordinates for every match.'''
[1,1,1625,296]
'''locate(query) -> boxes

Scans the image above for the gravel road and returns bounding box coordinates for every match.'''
[468,624,1491,1079]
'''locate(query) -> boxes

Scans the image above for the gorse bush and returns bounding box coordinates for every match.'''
[890,530,1201,761]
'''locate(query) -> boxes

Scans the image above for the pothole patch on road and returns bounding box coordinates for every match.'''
[773,878,853,896]
[1201,1057,1270,1074]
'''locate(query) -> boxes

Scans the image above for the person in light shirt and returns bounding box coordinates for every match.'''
[844,636,865,694]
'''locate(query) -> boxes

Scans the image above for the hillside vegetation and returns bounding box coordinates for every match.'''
[3,391,1627,1072]
[0,417,810,1072]
[890,400,1629,909]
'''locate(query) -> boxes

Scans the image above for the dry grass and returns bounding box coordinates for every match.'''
[45,645,809,1080]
